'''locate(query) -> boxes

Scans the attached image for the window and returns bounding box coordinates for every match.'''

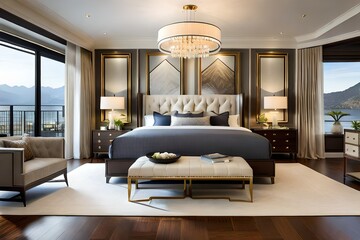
[323,62,360,132]
[0,34,65,137]
[40,56,65,136]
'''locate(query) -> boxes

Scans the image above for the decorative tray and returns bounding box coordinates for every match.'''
[146,152,181,164]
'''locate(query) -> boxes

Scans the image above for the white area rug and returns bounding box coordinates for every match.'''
[1,163,360,216]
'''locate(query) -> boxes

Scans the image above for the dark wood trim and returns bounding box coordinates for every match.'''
[0,8,66,45]
[323,36,360,62]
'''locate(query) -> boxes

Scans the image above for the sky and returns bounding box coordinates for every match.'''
[323,62,360,93]
[0,43,65,88]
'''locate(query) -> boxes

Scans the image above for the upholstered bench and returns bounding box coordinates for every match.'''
[128,156,253,202]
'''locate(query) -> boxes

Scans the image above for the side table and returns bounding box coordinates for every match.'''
[251,128,298,159]
[92,130,129,158]
[344,129,360,182]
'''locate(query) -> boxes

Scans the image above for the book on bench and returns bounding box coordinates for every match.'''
[201,153,231,163]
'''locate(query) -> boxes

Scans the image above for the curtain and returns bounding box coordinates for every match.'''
[65,42,94,159]
[297,46,325,159]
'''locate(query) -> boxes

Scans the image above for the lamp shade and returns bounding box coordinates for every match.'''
[157,21,221,58]
[100,96,125,110]
[157,5,221,58]
[264,96,287,110]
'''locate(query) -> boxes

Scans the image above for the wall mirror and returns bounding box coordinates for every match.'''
[101,53,132,123]
[257,52,288,123]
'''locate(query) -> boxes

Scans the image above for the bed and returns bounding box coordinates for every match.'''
[106,94,274,183]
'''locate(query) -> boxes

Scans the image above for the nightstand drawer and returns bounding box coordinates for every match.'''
[345,131,360,145]
[345,144,359,158]
[94,131,118,138]
[272,144,296,152]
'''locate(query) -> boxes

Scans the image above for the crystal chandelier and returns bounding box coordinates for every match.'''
[157,5,221,58]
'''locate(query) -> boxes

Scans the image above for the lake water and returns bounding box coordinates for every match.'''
[324,109,360,133]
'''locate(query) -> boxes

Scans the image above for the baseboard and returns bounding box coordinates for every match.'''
[325,152,344,158]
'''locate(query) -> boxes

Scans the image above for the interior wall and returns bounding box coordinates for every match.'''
[94,48,296,130]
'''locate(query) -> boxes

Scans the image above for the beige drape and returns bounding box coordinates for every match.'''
[65,43,94,159]
[297,46,325,159]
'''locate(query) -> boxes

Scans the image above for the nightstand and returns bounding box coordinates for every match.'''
[92,130,129,157]
[251,128,298,158]
[344,129,360,182]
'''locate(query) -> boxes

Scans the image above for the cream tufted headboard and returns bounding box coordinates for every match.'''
[140,94,243,126]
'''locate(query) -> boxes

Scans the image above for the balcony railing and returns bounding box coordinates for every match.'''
[0,105,64,137]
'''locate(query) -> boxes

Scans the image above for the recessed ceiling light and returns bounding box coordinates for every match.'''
[85,14,91,18]
[302,14,307,18]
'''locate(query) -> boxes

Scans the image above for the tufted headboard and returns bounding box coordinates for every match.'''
[139,94,243,126]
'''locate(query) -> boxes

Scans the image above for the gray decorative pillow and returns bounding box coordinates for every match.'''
[171,116,210,126]
[173,111,204,118]
[3,139,34,161]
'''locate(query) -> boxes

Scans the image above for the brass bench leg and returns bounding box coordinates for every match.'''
[249,177,253,202]
[190,178,253,202]
[128,178,188,202]
[128,177,132,201]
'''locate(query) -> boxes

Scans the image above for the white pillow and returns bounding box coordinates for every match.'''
[228,115,240,127]
[144,115,154,126]
[171,116,211,126]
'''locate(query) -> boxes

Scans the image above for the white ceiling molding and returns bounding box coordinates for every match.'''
[295,3,360,43]
[0,0,95,50]
[94,36,298,50]
[0,18,66,54]
[222,37,297,49]
[297,30,360,49]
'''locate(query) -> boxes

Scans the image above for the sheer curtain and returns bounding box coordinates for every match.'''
[65,42,94,159]
[297,46,325,159]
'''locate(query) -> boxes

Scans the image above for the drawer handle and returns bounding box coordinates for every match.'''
[273,133,276,136]
[109,133,112,137]
[272,146,276,149]
[286,133,289,136]
[98,140,101,143]
[285,140,289,142]
[272,140,276,142]
[98,146,102,149]
[97,133,100,136]
[264,133,267,136]
[110,140,113,143]
[286,146,289,149]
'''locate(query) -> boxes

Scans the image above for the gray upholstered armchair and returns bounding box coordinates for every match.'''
[0,136,68,206]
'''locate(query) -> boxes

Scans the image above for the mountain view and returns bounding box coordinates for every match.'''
[324,82,360,109]
[1,81,358,109]
[0,84,64,105]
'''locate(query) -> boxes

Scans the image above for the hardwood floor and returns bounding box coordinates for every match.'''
[1,156,360,240]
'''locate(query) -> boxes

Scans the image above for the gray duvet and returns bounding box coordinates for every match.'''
[109,126,271,160]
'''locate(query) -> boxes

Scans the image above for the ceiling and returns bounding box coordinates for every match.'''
[2,0,360,50]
